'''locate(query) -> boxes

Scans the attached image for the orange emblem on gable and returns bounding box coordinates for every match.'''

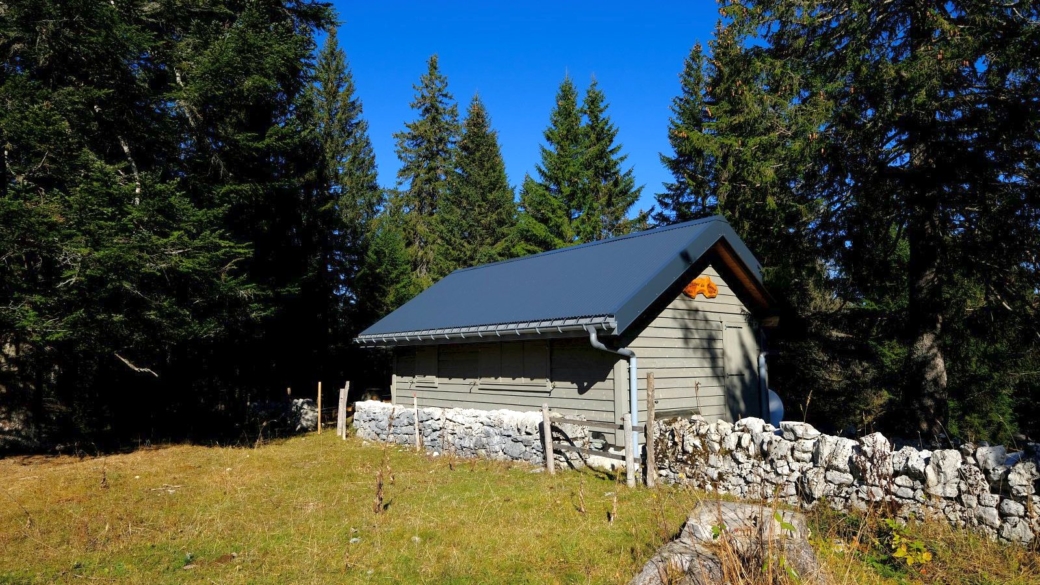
[683,276,718,299]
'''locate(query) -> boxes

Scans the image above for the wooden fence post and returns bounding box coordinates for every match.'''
[337,382,349,439]
[624,414,635,488]
[646,372,656,488]
[413,393,421,452]
[541,403,555,475]
[317,381,322,434]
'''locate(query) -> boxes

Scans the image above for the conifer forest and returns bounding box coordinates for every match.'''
[2,0,1039,450]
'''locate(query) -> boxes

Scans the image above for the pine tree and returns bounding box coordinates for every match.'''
[355,197,417,323]
[311,30,383,322]
[580,78,645,239]
[679,1,1040,440]
[655,44,716,225]
[0,0,334,442]
[517,77,585,251]
[393,55,459,289]
[435,95,516,277]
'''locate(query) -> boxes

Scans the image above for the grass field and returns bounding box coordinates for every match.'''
[1,431,1038,584]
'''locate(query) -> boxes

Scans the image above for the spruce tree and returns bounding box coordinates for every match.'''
[0,0,334,443]
[580,78,645,239]
[517,77,585,251]
[356,195,417,323]
[435,95,516,277]
[518,76,645,252]
[655,44,716,225]
[311,30,383,321]
[393,55,459,289]
[676,1,1040,440]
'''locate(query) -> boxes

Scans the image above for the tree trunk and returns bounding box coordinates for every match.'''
[903,0,948,439]
[906,205,948,438]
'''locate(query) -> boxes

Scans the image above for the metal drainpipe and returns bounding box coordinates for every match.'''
[585,326,638,456]
[758,351,770,419]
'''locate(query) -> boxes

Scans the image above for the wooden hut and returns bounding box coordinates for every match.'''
[356,216,774,445]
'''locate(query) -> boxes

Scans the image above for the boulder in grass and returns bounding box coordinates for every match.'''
[629,501,832,585]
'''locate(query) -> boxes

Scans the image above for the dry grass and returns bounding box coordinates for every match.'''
[0,432,1037,584]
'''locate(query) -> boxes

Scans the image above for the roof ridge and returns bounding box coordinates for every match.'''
[451,215,727,275]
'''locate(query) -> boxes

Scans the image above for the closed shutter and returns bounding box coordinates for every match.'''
[414,346,438,389]
[478,341,550,392]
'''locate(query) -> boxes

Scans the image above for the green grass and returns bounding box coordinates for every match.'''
[1,431,1037,584]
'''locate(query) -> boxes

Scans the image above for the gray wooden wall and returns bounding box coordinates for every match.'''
[390,264,761,448]
[392,338,622,441]
[627,265,761,426]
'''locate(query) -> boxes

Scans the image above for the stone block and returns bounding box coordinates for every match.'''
[976,445,1007,472]
[1000,499,1025,517]
[979,492,1000,508]
[975,506,1001,529]
[826,470,855,486]
[999,517,1035,545]
[780,421,821,441]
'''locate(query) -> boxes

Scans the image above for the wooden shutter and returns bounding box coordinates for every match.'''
[478,343,501,380]
[522,341,548,383]
[414,346,438,389]
[477,341,550,392]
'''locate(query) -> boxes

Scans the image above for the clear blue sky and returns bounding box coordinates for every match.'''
[328,1,720,215]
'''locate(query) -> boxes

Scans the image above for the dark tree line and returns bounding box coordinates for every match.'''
[656,1,1040,443]
[3,0,1036,451]
[0,1,642,449]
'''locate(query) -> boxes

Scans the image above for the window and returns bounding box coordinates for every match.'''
[478,341,550,392]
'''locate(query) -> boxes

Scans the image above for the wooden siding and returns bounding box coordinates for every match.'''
[627,264,760,425]
[390,263,761,447]
[393,338,621,441]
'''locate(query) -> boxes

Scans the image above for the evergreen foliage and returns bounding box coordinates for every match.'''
[519,77,645,252]
[580,79,646,239]
[311,30,383,321]
[435,96,516,277]
[654,45,715,226]
[517,78,585,251]
[0,0,334,444]
[393,55,460,289]
[661,1,1040,441]
[355,198,417,326]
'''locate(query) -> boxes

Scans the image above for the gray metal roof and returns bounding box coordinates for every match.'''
[356,216,766,345]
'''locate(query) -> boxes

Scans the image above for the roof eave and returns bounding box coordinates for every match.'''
[612,221,772,336]
[354,315,618,347]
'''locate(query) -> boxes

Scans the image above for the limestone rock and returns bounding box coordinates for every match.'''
[976,445,1007,472]
[1000,499,1025,518]
[999,517,1035,545]
[781,421,822,441]
[628,502,832,585]
[814,435,856,473]
[975,506,1001,529]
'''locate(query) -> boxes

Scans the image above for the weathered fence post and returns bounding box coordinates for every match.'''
[337,382,349,439]
[413,392,421,452]
[541,403,555,475]
[646,372,656,488]
[624,414,635,488]
[317,381,322,434]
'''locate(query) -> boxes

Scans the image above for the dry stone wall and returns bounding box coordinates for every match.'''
[654,416,1040,546]
[352,401,591,466]
[352,401,1039,547]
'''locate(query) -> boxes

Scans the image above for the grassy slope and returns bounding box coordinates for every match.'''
[0,432,1037,584]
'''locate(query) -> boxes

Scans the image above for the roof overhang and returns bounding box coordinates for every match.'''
[611,223,773,335]
[354,315,617,347]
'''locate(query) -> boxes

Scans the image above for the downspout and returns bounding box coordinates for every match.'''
[758,351,770,419]
[585,326,639,455]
